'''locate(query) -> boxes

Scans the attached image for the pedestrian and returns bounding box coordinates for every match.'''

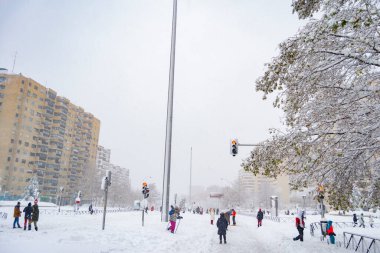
[217,212,228,244]
[326,220,336,244]
[23,202,33,231]
[210,208,215,225]
[145,206,148,214]
[32,199,39,231]
[293,210,305,242]
[369,215,374,228]
[353,213,358,227]
[168,205,178,233]
[151,206,154,212]
[89,204,94,215]
[257,208,264,227]
[231,209,237,226]
[224,211,230,226]
[359,213,365,228]
[216,208,219,215]
[13,202,22,228]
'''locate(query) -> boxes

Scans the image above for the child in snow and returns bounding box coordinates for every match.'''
[359,213,365,228]
[257,208,264,227]
[168,205,178,233]
[217,212,228,244]
[293,210,305,242]
[326,220,336,244]
[353,213,358,227]
[13,202,22,228]
[23,202,33,230]
[210,208,215,225]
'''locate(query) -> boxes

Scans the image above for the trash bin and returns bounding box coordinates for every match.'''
[320,219,327,241]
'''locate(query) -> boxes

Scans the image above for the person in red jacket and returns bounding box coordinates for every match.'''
[231,209,236,226]
[326,220,336,244]
[293,210,305,242]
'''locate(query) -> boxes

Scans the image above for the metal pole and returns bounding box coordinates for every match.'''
[58,194,61,212]
[161,0,177,223]
[189,146,192,211]
[142,209,144,227]
[102,180,108,230]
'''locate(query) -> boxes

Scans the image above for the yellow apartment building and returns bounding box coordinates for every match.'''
[0,72,100,203]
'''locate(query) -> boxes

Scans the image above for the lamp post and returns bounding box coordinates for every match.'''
[302,195,306,210]
[161,0,178,223]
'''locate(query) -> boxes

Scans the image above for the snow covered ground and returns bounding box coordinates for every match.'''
[3,206,378,253]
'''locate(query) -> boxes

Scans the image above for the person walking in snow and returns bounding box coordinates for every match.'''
[210,208,215,225]
[359,213,365,228]
[369,215,374,228]
[169,205,178,233]
[326,220,336,244]
[224,211,230,226]
[353,213,358,227]
[32,199,39,231]
[23,202,33,231]
[217,212,228,244]
[293,210,305,242]
[231,209,237,226]
[257,208,264,227]
[13,202,22,228]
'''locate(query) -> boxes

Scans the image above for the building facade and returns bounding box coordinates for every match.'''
[238,169,290,209]
[0,72,100,202]
[95,145,130,206]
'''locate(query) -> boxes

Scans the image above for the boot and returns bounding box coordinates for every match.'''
[24,226,26,230]
[35,226,38,231]
[224,240,227,244]
[219,241,222,244]
[28,224,31,230]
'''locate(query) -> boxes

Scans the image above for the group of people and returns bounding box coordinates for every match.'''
[13,200,39,231]
[353,213,374,228]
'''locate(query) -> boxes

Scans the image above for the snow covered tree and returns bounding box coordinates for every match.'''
[243,0,380,210]
[23,176,39,201]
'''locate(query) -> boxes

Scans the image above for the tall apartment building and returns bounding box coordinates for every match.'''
[0,72,100,202]
[238,169,290,209]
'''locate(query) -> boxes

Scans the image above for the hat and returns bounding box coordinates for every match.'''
[34,199,38,204]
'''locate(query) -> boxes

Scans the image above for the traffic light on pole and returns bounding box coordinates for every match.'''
[142,182,150,199]
[230,139,238,156]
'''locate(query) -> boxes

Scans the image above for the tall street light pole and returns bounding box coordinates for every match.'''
[161,0,178,223]
[189,147,192,210]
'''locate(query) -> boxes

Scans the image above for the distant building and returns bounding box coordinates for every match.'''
[95,145,130,204]
[0,73,100,202]
[238,169,290,209]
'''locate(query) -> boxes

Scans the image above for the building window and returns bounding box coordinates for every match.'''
[11,139,14,143]
[15,158,19,162]
[0,84,5,90]
[22,80,25,84]
[20,88,23,92]
[8,148,12,152]
[7,157,11,161]
[22,159,26,164]
[15,113,19,118]
[0,93,4,98]
[25,142,29,147]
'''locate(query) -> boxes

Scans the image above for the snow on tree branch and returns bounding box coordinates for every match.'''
[244,0,380,209]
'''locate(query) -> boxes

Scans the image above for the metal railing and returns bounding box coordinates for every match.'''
[310,222,380,236]
[343,232,380,253]
[240,212,293,222]
[39,207,131,216]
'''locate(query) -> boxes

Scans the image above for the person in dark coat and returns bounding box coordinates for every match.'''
[13,202,22,228]
[23,202,33,230]
[353,213,358,227]
[89,204,94,215]
[32,199,39,231]
[257,208,264,227]
[217,213,228,244]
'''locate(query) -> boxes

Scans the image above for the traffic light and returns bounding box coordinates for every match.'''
[230,139,238,156]
[142,182,150,199]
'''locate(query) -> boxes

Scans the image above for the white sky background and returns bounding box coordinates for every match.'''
[0,0,306,195]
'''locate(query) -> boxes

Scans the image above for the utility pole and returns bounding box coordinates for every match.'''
[189,147,192,210]
[101,170,111,230]
[161,0,177,223]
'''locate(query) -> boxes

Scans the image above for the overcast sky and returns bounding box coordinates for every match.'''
[0,0,306,196]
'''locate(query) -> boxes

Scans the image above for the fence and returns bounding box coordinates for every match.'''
[39,207,132,216]
[343,232,380,253]
[240,212,293,223]
[310,222,380,237]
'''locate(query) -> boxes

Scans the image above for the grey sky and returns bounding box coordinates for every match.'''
[0,0,305,195]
